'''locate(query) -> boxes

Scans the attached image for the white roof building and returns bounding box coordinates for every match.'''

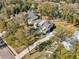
[61,41,73,51]
[62,31,79,51]
[72,31,79,41]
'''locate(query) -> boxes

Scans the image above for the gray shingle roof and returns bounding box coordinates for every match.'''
[27,11,38,21]
[72,31,79,41]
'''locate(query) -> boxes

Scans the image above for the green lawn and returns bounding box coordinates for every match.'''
[50,44,76,59]
[51,19,76,37]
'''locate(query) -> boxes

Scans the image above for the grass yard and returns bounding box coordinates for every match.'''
[51,19,76,37]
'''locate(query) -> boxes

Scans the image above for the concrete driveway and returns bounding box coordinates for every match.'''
[0,47,15,59]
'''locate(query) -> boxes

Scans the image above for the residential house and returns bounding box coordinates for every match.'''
[25,10,38,24]
[64,37,73,43]
[61,41,73,51]
[61,31,79,51]
[72,31,79,41]
[36,20,54,34]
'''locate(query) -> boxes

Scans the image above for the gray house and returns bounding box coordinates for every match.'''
[61,31,79,51]
[36,20,54,34]
[25,11,38,24]
[71,31,79,41]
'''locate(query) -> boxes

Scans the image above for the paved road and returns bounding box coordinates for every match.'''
[17,32,56,59]
[0,47,15,59]
[0,37,15,59]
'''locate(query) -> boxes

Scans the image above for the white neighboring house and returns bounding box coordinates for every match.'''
[72,31,79,41]
[61,41,73,51]
[25,10,38,24]
[61,31,79,51]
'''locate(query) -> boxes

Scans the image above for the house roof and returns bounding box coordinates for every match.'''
[61,31,79,50]
[36,19,53,33]
[64,37,73,43]
[27,11,38,20]
[72,31,79,41]
[61,41,73,50]
[73,31,79,36]
[37,20,47,27]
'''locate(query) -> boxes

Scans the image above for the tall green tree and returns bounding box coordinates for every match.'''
[38,2,58,16]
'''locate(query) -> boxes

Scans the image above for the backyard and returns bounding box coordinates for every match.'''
[51,19,76,37]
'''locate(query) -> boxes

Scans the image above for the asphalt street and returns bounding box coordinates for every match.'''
[0,37,15,59]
